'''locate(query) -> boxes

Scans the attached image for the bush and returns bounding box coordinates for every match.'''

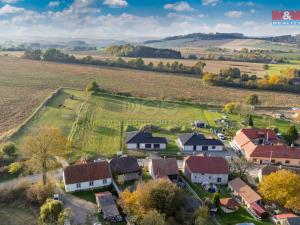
[0,181,29,203]
[26,182,55,205]
[8,161,23,175]
[39,198,64,225]
[180,126,193,133]
[140,124,161,132]
[1,142,16,157]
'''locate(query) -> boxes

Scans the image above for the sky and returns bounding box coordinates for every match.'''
[0,0,299,41]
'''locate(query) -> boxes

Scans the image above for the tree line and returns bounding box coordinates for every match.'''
[203,67,300,94]
[106,44,182,59]
[23,49,206,75]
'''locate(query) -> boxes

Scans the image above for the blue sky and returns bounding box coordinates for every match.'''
[0,0,299,40]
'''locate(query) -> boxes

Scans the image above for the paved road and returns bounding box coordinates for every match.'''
[0,170,61,190]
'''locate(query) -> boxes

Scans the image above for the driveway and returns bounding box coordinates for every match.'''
[58,189,99,225]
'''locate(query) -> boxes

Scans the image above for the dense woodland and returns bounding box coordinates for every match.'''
[106,44,182,59]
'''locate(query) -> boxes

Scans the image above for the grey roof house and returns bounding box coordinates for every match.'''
[96,192,122,222]
[110,156,141,181]
[126,131,167,150]
[178,132,224,152]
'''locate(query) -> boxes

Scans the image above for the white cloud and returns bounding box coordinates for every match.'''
[237,1,255,7]
[164,2,194,12]
[0,4,24,15]
[250,9,255,14]
[103,0,128,7]
[202,0,220,6]
[48,1,60,7]
[198,14,206,18]
[225,10,243,18]
[1,0,20,3]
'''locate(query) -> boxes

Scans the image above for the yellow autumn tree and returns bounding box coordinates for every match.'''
[259,170,300,211]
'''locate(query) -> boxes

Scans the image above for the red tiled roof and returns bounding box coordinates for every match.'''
[151,158,179,178]
[275,213,298,220]
[220,198,239,208]
[184,155,229,174]
[251,202,267,217]
[239,128,277,140]
[64,161,112,185]
[251,144,300,159]
[228,178,261,204]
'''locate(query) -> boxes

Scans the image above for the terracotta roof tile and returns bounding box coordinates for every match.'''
[184,155,229,174]
[64,161,112,185]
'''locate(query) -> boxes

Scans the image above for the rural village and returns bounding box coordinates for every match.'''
[1,1,300,225]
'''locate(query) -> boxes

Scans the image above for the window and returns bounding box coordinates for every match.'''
[145,144,152,149]
[271,160,276,164]
[89,181,94,186]
[285,160,290,164]
[153,144,160,149]
[76,183,81,188]
[103,179,107,184]
[217,177,222,183]
[253,159,257,162]
[202,146,208,151]
[212,146,216,149]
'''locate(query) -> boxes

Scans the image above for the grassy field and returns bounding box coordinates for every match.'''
[0,202,38,225]
[1,56,300,138]
[267,61,300,76]
[10,88,300,160]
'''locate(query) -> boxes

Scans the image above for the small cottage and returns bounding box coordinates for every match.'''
[126,131,167,150]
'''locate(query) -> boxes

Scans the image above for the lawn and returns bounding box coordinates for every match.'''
[10,88,85,147]
[70,91,223,159]
[9,88,300,160]
[0,202,38,225]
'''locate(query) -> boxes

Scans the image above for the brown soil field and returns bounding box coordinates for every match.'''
[0,56,299,135]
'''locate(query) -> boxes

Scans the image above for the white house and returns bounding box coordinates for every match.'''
[126,131,167,150]
[183,155,229,184]
[63,161,112,192]
[178,133,224,152]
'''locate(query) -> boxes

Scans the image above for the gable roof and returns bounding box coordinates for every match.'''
[220,198,239,208]
[228,178,261,204]
[110,156,140,174]
[179,133,224,146]
[126,131,167,144]
[96,192,120,219]
[260,165,300,177]
[250,144,300,159]
[184,155,229,174]
[286,217,300,225]
[151,158,179,178]
[64,161,112,185]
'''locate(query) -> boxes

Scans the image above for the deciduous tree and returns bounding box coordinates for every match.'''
[259,170,300,211]
[140,210,166,225]
[284,126,299,145]
[23,127,67,185]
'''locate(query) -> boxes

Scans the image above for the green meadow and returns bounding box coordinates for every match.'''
[10,88,300,161]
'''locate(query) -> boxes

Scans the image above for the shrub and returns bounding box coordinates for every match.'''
[166,126,181,132]
[8,161,23,175]
[1,142,16,157]
[39,198,64,225]
[140,124,161,132]
[0,181,29,203]
[26,182,55,205]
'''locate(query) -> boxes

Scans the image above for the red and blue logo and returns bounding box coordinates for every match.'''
[272,10,300,25]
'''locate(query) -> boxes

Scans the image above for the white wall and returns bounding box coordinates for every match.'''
[127,143,166,150]
[179,140,224,152]
[127,143,137,149]
[64,177,112,192]
[190,173,228,184]
[148,161,154,179]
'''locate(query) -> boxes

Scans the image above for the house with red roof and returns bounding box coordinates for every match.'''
[232,128,300,167]
[183,155,230,184]
[63,160,112,192]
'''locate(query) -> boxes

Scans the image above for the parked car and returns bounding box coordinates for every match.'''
[53,194,60,201]
[218,133,225,140]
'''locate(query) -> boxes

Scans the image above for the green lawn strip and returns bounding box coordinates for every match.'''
[216,207,272,225]
[11,89,84,146]
[71,185,117,204]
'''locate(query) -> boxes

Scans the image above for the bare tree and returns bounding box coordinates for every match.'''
[231,157,253,178]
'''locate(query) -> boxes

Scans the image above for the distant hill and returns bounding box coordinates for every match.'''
[144,32,300,49]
